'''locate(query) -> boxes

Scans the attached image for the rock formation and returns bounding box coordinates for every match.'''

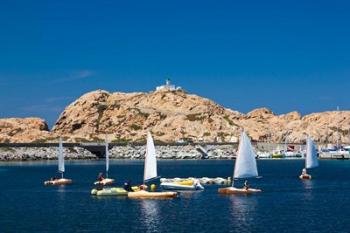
[1,89,350,144]
[0,118,52,143]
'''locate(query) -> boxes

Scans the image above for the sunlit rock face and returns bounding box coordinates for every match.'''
[0,118,51,143]
[1,89,349,144]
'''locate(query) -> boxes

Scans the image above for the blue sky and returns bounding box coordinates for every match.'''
[0,0,349,127]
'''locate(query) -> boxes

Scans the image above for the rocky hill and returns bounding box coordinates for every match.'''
[1,89,349,144]
[0,118,51,143]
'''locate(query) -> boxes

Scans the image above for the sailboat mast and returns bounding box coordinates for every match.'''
[58,137,65,178]
[105,135,109,179]
[143,135,149,184]
[337,106,340,147]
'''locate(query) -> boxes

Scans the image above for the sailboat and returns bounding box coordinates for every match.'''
[94,137,115,186]
[299,136,319,180]
[44,137,73,186]
[218,131,262,194]
[128,131,177,199]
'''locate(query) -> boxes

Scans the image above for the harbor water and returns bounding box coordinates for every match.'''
[1,160,350,233]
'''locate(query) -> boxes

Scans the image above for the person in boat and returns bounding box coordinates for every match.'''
[97,172,104,181]
[96,183,103,191]
[243,180,249,190]
[301,168,308,177]
[139,184,148,191]
[123,180,133,192]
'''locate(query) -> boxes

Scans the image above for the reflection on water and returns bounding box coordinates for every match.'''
[302,179,314,190]
[229,195,258,232]
[179,190,203,199]
[57,185,67,200]
[301,179,315,201]
[140,200,160,233]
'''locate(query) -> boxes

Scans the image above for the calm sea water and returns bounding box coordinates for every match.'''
[0,159,350,233]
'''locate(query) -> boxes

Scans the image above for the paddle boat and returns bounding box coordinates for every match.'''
[299,136,319,180]
[218,131,262,195]
[127,131,177,199]
[44,138,73,186]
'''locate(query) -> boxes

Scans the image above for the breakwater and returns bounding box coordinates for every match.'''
[0,142,307,161]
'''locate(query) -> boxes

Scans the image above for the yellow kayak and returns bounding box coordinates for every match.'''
[174,180,194,186]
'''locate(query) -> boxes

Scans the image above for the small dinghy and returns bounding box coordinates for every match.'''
[299,136,319,180]
[44,178,72,186]
[91,187,127,196]
[44,138,72,186]
[128,131,177,199]
[128,190,177,199]
[218,187,261,194]
[161,179,204,191]
[218,131,261,195]
[94,137,115,186]
[94,178,115,186]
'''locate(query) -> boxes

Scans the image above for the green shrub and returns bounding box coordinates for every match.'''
[130,124,142,130]
[203,132,211,136]
[186,113,206,121]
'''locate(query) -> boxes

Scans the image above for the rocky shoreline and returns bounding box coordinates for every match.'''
[0,144,237,161]
[110,145,236,160]
[0,147,97,161]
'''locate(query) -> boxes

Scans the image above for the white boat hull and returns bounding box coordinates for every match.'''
[161,182,204,191]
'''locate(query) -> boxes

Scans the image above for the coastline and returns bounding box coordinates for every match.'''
[0,143,347,161]
[0,144,236,161]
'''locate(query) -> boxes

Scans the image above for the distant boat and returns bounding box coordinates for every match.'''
[94,137,115,186]
[299,136,319,180]
[44,137,73,186]
[218,131,262,194]
[128,131,177,199]
[161,178,204,191]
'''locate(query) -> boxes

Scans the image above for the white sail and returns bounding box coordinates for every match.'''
[306,136,319,169]
[58,137,65,173]
[144,131,158,182]
[105,138,109,176]
[233,131,259,179]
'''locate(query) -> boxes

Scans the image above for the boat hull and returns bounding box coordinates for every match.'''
[161,182,204,191]
[218,187,261,194]
[299,174,312,180]
[44,178,72,186]
[94,178,115,186]
[128,190,177,199]
[91,187,128,196]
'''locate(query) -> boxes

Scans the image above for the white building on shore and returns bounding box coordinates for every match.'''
[156,79,182,92]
